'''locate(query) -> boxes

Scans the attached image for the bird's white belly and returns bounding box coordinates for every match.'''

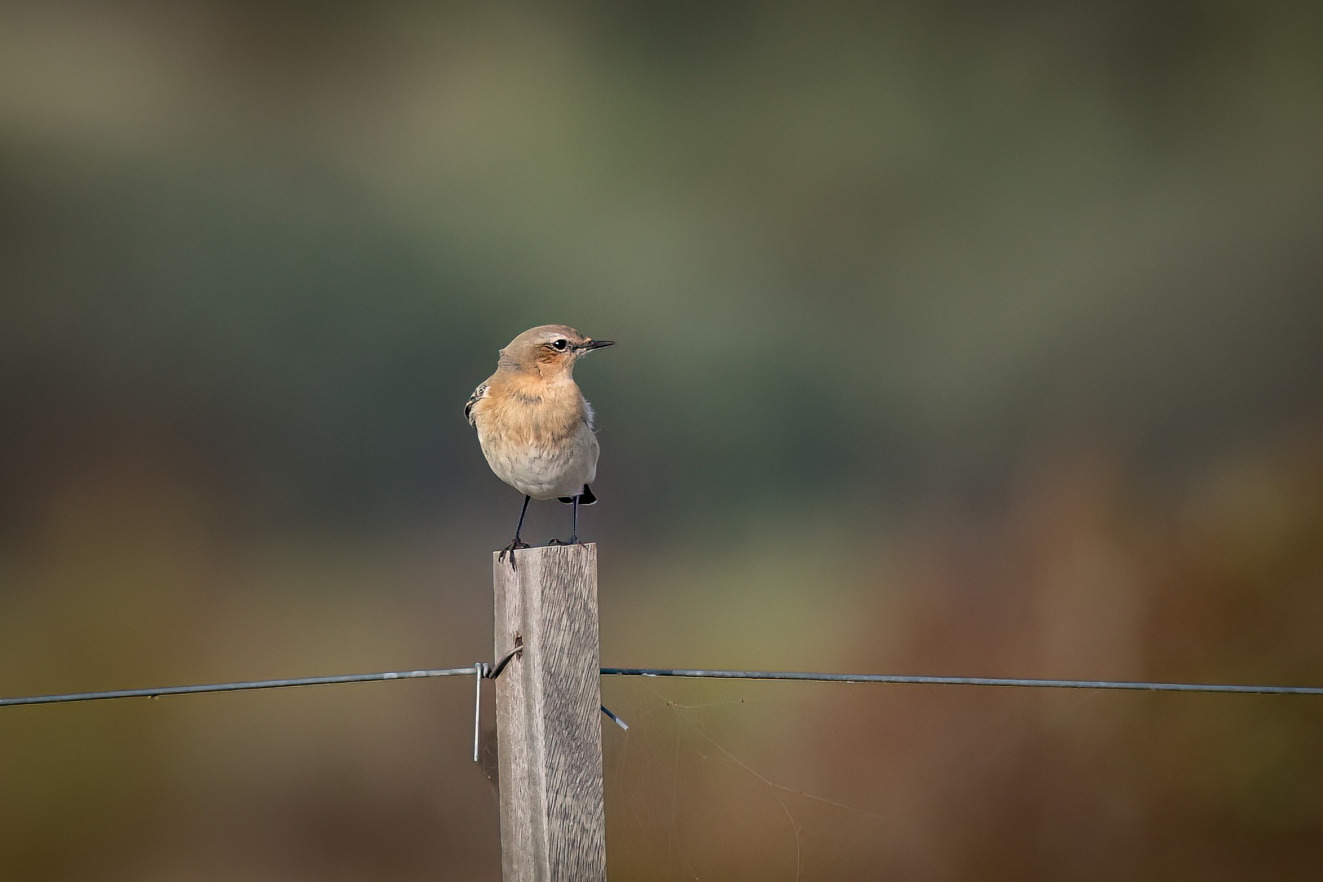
[480,433,597,500]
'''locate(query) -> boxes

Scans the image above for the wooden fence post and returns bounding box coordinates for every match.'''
[493,543,606,881]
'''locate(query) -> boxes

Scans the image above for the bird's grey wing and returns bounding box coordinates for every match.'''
[464,382,489,425]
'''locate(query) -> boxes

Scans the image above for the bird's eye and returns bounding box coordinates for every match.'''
[551,339,569,350]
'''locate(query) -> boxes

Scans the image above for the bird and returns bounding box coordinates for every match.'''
[465,324,614,567]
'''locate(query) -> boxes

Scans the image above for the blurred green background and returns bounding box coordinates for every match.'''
[2,2,1322,879]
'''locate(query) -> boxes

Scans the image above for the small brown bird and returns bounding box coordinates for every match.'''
[465,324,614,566]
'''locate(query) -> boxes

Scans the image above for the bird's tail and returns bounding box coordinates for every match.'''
[558,485,597,505]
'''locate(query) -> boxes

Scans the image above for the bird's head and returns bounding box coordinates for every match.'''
[498,324,614,377]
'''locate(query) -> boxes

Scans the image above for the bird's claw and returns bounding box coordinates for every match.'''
[498,538,531,569]
[546,536,580,547]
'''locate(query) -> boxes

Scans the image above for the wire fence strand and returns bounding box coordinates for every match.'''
[4,666,1323,708]
[0,667,477,707]
[601,668,1323,695]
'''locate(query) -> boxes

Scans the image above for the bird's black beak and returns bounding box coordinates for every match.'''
[578,339,615,351]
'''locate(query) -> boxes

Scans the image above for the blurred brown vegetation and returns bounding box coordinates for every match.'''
[2,2,1322,879]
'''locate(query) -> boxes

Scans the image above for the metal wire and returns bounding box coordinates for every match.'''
[6,665,1323,709]
[0,667,476,707]
[600,668,1323,696]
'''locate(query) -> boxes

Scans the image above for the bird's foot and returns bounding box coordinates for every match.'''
[497,538,531,569]
[546,535,581,547]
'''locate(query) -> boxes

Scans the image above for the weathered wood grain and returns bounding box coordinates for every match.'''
[493,543,606,881]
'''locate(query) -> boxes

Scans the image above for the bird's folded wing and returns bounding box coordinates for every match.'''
[464,382,489,425]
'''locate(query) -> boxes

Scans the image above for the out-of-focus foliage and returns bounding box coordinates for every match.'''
[1,2,1321,879]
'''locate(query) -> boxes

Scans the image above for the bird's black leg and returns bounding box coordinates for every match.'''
[498,495,532,568]
[548,494,582,546]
